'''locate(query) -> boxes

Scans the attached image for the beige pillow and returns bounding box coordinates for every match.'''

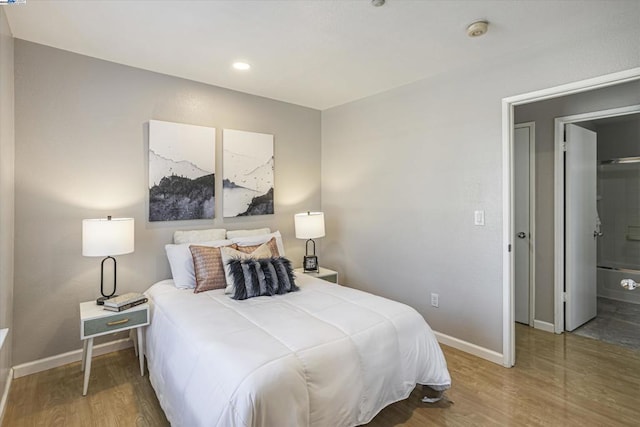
[220,243,272,294]
[190,244,238,293]
[230,231,285,256]
[226,228,271,239]
[174,228,227,244]
[235,237,280,257]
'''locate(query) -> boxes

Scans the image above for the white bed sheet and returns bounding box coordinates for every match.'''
[145,275,451,427]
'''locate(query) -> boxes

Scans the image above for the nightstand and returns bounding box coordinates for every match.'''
[294,267,339,284]
[79,301,149,396]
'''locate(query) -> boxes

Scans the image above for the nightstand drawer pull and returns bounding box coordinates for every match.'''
[106,318,129,326]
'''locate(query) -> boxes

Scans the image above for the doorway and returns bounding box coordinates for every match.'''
[555,109,640,349]
[502,67,640,367]
[553,105,640,334]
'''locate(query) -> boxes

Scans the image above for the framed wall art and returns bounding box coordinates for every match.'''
[222,129,274,217]
[148,120,215,221]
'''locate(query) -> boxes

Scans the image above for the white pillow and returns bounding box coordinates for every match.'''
[173,228,227,244]
[166,239,234,289]
[226,228,271,239]
[220,243,273,295]
[230,230,285,256]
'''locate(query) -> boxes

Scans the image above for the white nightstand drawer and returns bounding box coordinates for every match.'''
[83,309,148,336]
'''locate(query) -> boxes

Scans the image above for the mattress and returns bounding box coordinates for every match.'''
[144,274,451,427]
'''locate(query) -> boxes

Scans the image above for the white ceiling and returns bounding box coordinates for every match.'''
[4,0,639,110]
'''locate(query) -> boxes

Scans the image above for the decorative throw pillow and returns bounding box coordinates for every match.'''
[230,231,286,256]
[189,244,237,293]
[220,243,272,294]
[227,257,298,300]
[235,237,280,258]
[165,239,234,289]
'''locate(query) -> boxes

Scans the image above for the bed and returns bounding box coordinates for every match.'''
[144,273,451,426]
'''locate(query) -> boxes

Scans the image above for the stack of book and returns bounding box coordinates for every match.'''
[103,292,148,312]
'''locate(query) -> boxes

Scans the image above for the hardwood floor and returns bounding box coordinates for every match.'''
[366,324,640,426]
[4,324,640,426]
[3,350,168,427]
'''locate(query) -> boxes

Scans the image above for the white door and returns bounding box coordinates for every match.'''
[514,125,533,325]
[565,124,598,331]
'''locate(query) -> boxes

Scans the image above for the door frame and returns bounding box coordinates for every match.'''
[514,122,536,327]
[501,66,640,368]
[553,105,640,333]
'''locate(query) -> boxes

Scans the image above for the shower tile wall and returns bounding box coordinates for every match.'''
[596,116,640,304]
[598,165,640,267]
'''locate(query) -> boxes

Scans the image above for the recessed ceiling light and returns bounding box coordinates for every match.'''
[232,62,251,71]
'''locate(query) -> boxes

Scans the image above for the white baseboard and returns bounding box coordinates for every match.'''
[433,331,504,366]
[533,319,555,333]
[13,338,133,379]
[0,367,12,426]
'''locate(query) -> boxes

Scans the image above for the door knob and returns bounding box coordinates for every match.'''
[517,232,526,239]
[593,230,603,238]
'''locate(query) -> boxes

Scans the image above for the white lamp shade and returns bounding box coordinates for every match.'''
[82,217,135,257]
[294,212,325,239]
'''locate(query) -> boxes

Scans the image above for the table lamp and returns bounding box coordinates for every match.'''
[294,211,325,272]
[82,216,135,305]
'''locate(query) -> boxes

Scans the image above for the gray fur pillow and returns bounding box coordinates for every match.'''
[227,257,299,300]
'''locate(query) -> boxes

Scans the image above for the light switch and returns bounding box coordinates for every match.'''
[474,210,485,226]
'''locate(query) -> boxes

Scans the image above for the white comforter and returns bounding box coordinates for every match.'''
[145,275,451,427]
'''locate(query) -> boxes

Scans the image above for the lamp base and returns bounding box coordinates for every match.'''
[97,255,118,305]
[96,295,118,306]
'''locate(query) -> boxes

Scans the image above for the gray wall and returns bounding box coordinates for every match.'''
[515,81,640,323]
[0,7,14,395]
[321,26,640,353]
[598,117,640,161]
[13,40,321,365]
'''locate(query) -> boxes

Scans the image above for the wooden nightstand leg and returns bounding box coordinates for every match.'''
[81,339,88,372]
[137,327,145,376]
[82,337,94,396]
[131,329,139,357]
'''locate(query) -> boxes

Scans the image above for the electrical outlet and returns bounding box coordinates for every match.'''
[474,210,485,226]
[431,293,439,308]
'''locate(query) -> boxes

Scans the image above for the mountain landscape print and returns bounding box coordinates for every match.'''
[149,120,215,221]
[223,129,274,217]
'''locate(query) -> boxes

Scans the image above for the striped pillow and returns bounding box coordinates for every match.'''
[227,257,298,300]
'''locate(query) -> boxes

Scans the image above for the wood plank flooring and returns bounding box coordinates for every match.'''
[4,324,640,426]
[3,349,167,427]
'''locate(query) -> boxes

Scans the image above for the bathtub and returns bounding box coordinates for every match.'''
[597,264,640,304]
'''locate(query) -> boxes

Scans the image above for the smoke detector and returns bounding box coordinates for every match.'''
[467,20,489,37]
[371,0,385,7]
